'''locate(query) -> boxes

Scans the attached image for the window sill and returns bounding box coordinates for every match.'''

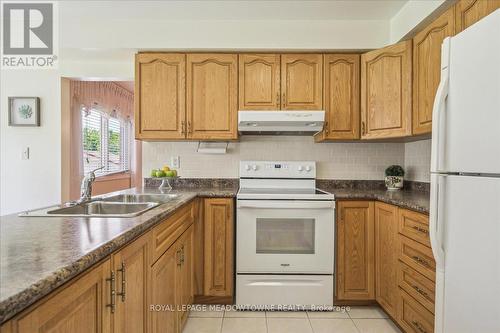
[94,171,131,182]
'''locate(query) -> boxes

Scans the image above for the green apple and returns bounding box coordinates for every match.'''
[165,170,175,178]
[155,170,166,178]
[150,169,158,177]
[171,170,177,177]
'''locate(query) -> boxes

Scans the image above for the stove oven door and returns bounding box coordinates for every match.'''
[236,200,335,274]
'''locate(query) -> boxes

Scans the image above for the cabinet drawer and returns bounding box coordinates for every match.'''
[398,261,435,314]
[399,209,430,247]
[151,202,194,263]
[399,236,436,282]
[398,289,434,333]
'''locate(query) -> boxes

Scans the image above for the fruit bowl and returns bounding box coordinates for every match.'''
[152,176,179,190]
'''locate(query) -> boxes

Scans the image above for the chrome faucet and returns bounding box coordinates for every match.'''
[79,166,104,203]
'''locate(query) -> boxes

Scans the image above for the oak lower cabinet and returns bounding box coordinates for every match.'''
[135,53,186,140]
[396,208,435,333]
[203,198,234,298]
[150,207,195,333]
[336,201,375,300]
[455,0,500,33]
[315,54,360,141]
[361,40,412,139]
[1,259,112,333]
[281,54,323,110]
[238,54,281,110]
[412,7,455,135]
[374,202,399,319]
[112,233,150,333]
[186,54,238,140]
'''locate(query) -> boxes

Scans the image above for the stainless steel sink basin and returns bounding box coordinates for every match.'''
[20,200,160,217]
[101,193,178,204]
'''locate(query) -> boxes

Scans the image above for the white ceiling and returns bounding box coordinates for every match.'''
[62,0,408,21]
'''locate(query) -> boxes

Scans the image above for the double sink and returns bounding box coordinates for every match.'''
[20,194,179,218]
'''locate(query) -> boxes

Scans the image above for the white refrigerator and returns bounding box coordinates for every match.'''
[430,9,500,333]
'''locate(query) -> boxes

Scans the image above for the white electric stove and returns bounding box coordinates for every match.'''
[236,161,335,309]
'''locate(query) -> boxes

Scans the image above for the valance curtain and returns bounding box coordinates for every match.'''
[69,81,138,200]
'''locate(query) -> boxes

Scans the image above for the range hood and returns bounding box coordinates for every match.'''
[238,110,325,135]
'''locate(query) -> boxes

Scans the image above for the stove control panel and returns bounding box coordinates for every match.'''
[240,161,316,178]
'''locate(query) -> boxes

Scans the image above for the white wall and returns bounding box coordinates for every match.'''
[0,71,61,215]
[390,0,447,43]
[143,137,405,180]
[404,139,432,182]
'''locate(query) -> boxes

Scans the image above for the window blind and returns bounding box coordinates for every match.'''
[82,108,131,176]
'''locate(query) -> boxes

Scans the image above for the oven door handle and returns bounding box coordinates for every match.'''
[237,200,335,209]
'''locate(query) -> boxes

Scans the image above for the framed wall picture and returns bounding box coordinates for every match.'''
[8,97,40,126]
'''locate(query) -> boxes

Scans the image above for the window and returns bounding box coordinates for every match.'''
[82,108,131,176]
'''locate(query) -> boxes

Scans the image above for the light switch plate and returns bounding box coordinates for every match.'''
[171,156,180,169]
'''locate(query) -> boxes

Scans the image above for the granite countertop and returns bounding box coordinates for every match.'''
[0,186,237,323]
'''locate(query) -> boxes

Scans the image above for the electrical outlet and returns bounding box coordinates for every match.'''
[171,156,180,169]
[22,147,30,160]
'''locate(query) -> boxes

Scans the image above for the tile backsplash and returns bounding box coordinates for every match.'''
[404,139,431,182]
[142,136,406,180]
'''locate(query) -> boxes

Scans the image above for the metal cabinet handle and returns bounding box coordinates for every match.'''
[187,121,192,134]
[412,255,430,267]
[412,285,429,298]
[282,93,286,105]
[176,249,182,266]
[276,93,280,106]
[361,121,366,135]
[106,271,116,313]
[117,262,126,302]
[181,121,186,134]
[412,225,429,234]
[411,320,427,333]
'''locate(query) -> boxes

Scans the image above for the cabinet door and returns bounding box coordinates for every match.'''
[7,260,112,333]
[361,40,412,139]
[336,201,375,300]
[204,198,234,297]
[112,233,150,333]
[413,7,455,135]
[135,53,186,140]
[149,245,178,333]
[239,54,281,110]
[374,202,399,318]
[177,225,194,329]
[455,0,500,33]
[281,54,323,110]
[316,54,360,141]
[186,54,238,140]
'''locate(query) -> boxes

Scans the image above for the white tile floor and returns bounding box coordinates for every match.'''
[184,305,402,333]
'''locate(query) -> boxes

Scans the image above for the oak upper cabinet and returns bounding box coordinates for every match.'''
[361,40,412,139]
[281,54,323,110]
[239,54,281,110]
[2,259,112,333]
[374,202,399,319]
[316,54,360,141]
[204,198,234,297]
[112,233,150,333]
[135,53,186,140]
[455,0,500,33]
[336,201,375,300]
[413,7,455,135]
[187,54,238,140]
